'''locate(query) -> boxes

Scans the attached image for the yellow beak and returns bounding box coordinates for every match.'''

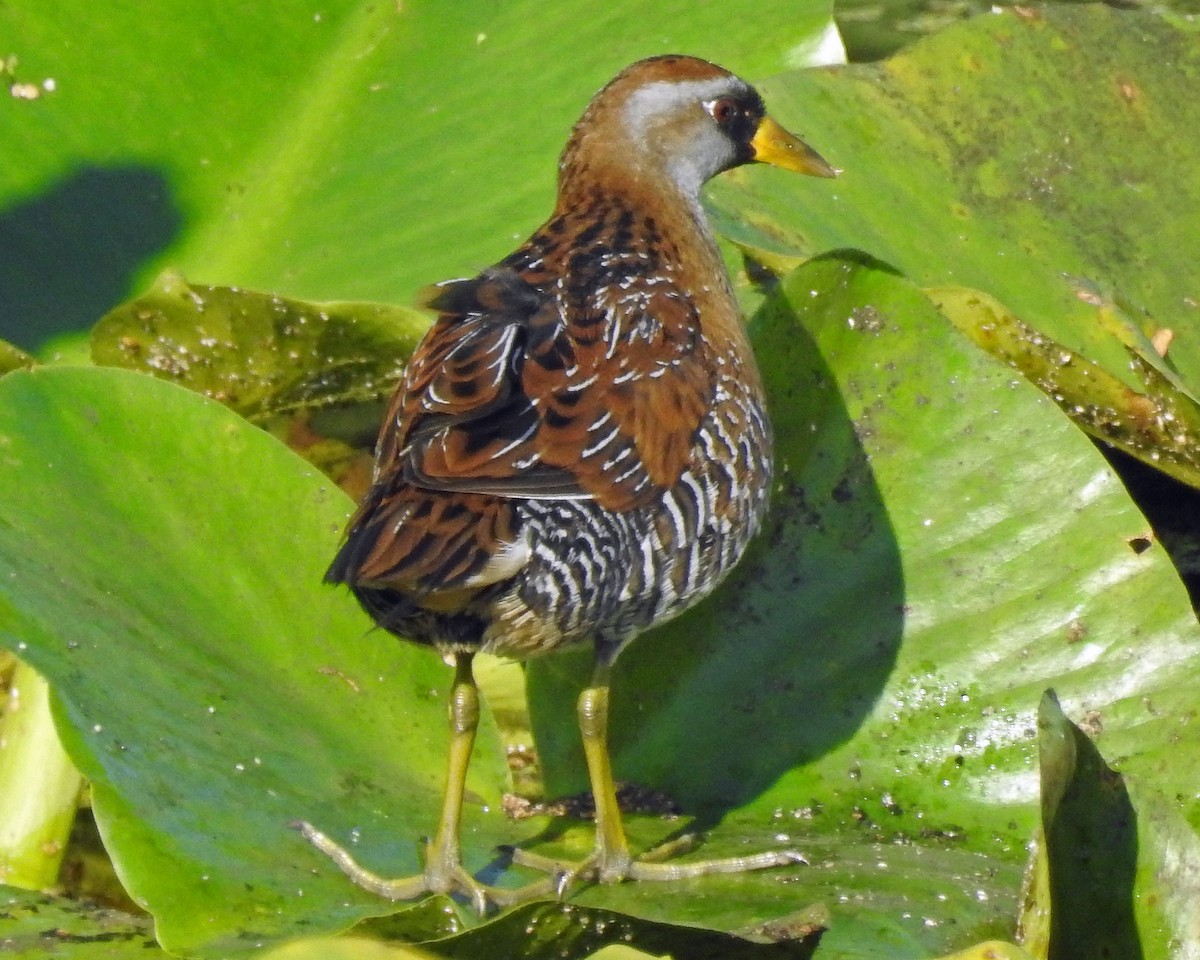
[750,116,837,178]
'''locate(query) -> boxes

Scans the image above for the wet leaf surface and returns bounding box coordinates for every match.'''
[91,269,427,429]
[931,286,1200,491]
[425,899,823,960]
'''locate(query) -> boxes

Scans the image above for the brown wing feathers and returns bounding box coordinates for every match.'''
[329,203,712,596]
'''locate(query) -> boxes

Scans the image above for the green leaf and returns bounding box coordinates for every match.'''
[933,944,1034,960]
[1123,785,1200,955]
[931,286,1200,490]
[0,662,82,889]
[260,936,442,960]
[1024,693,1200,960]
[425,900,823,960]
[528,254,1200,957]
[0,366,511,955]
[1033,691,1141,959]
[90,269,429,425]
[0,0,839,353]
[708,5,1200,484]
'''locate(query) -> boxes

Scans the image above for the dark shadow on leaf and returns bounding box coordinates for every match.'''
[1038,690,1143,960]
[1094,441,1200,612]
[0,165,181,350]
[526,258,905,823]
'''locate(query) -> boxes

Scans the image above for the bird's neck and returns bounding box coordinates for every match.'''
[553,163,756,378]
[557,156,726,281]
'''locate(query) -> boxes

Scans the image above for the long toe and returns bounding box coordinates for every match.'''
[297,819,547,915]
[508,836,807,896]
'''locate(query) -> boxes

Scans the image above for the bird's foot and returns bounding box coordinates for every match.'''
[294,820,554,915]
[507,833,807,897]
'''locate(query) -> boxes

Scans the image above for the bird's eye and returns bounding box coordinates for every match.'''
[705,97,741,128]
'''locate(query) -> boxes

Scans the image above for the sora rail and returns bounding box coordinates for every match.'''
[298,54,835,912]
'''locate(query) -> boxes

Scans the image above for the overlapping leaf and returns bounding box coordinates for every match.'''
[91,270,428,425]
[707,5,1200,486]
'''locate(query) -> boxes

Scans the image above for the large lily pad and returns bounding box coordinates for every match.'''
[528,254,1200,957]
[0,366,514,954]
[708,5,1200,486]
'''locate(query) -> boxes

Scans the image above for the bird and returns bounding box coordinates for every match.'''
[297,53,836,913]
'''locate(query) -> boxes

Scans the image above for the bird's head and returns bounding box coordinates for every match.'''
[561,55,836,200]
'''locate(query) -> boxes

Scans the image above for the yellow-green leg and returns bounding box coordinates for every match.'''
[296,652,552,914]
[513,655,806,892]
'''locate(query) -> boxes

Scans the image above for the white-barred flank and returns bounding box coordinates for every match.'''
[498,392,771,656]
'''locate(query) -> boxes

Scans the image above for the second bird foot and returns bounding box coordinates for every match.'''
[506,834,808,897]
